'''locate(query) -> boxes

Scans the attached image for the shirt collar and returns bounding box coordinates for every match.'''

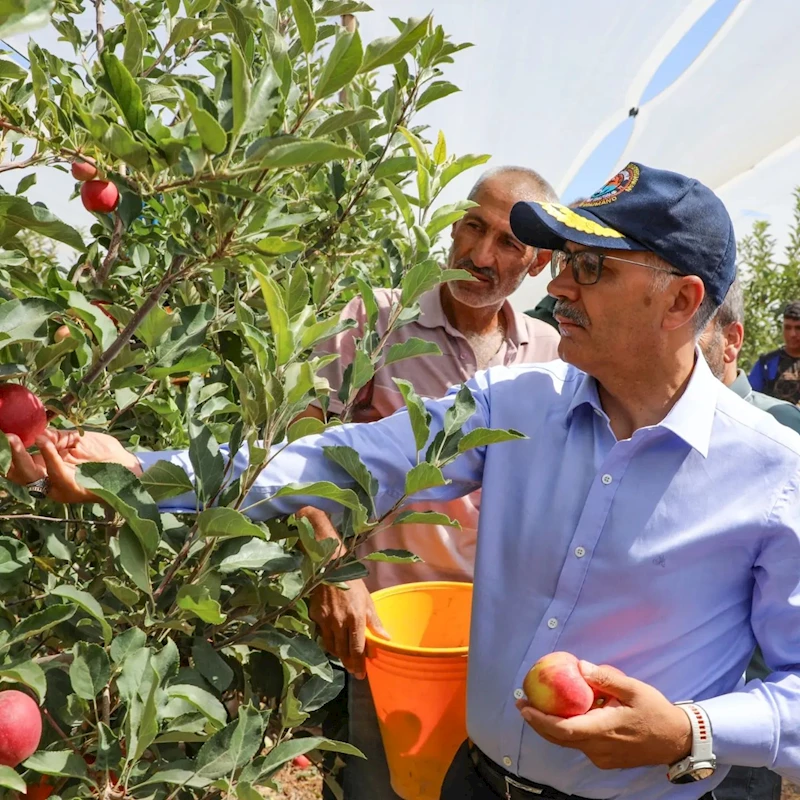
[566,350,719,458]
[417,286,529,346]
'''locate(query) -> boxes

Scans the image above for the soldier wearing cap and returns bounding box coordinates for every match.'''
[8,163,800,800]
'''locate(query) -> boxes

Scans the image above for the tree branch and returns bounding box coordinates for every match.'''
[95,0,105,56]
[95,213,124,285]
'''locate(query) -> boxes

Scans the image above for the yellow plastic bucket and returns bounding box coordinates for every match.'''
[364,581,472,800]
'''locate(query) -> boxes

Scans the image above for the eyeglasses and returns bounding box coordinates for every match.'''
[550,249,683,286]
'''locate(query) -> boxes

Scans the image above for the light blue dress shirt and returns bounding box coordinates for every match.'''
[139,356,800,799]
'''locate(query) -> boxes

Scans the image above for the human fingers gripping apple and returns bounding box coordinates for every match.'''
[517,655,692,770]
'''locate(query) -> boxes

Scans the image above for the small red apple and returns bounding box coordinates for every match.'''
[0,690,42,766]
[54,324,71,343]
[292,754,312,769]
[26,778,54,800]
[0,384,47,448]
[71,158,98,181]
[80,180,119,213]
[522,652,594,718]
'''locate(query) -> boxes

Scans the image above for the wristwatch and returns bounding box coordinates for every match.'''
[667,702,717,784]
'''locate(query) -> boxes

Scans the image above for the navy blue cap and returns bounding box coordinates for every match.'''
[510,163,736,306]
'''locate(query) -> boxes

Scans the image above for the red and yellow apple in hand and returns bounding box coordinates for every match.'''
[522,652,607,718]
[0,384,47,448]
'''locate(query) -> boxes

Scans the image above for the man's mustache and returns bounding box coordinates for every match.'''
[455,258,498,285]
[553,300,590,327]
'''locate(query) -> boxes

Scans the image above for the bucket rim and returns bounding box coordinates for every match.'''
[364,580,472,657]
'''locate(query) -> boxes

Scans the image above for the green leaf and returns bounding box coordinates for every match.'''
[123,5,147,75]
[63,291,117,350]
[393,378,431,453]
[6,604,73,647]
[189,420,224,505]
[0,536,30,595]
[0,765,25,793]
[16,173,36,194]
[426,200,476,239]
[198,507,268,540]
[290,0,316,54]
[342,349,374,396]
[196,704,266,778]
[185,91,227,154]
[361,16,430,73]
[0,658,46,701]
[256,236,303,255]
[444,383,477,436]
[405,462,447,496]
[192,638,234,692]
[322,445,377,498]
[0,57,27,81]
[215,538,298,574]
[383,178,413,229]
[440,153,491,190]
[252,265,292,365]
[69,642,110,699]
[400,259,442,306]
[103,577,139,608]
[457,427,526,453]
[247,627,332,680]
[259,736,363,776]
[287,416,326,443]
[119,526,151,595]
[0,195,83,250]
[101,52,145,132]
[75,463,161,557]
[140,460,193,501]
[297,669,344,712]
[148,347,219,378]
[100,123,149,169]
[417,80,460,111]
[0,0,54,39]
[23,750,88,779]
[242,65,282,135]
[155,304,215,366]
[315,28,363,99]
[95,722,122,773]
[138,769,212,789]
[312,107,379,138]
[254,140,359,168]
[385,337,442,366]
[230,43,251,143]
[323,561,368,582]
[177,584,227,624]
[272,481,364,512]
[166,684,227,728]
[374,155,417,180]
[52,585,113,645]
[394,510,461,529]
[110,627,146,663]
[363,548,422,563]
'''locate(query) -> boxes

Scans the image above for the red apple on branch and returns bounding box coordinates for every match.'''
[0,690,42,766]
[80,180,119,213]
[71,158,98,181]
[0,384,47,448]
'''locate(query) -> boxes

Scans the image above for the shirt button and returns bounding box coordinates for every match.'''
[547,618,558,629]
[574,546,586,558]
[601,474,613,485]
[503,756,513,767]
[514,688,525,700]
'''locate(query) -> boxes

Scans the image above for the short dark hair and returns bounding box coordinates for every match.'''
[783,300,800,321]
[715,277,744,328]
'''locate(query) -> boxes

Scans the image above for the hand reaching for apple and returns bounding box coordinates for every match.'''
[517,657,692,770]
[6,428,142,503]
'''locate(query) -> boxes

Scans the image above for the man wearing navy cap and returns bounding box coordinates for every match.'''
[9,164,800,800]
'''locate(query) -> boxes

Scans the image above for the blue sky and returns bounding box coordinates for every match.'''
[563,0,741,203]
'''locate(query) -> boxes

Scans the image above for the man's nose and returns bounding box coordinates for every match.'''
[470,235,498,268]
[547,264,579,302]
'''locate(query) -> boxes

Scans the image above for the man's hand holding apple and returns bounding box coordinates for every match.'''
[517,657,692,770]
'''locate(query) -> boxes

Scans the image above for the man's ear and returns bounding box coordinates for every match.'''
[527,248,550,277]
[723,321,744,364]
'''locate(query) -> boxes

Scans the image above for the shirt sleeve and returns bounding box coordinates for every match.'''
[312,295,367,415]
[136,373,494,521]
[700,465,800,780]
[766,403,800,437]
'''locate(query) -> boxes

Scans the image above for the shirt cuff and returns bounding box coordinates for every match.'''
[700,690,777,767]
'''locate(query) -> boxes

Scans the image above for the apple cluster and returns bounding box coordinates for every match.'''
[72,158,119,214]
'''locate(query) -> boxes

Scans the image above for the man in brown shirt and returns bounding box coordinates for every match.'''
[300,166,561,800]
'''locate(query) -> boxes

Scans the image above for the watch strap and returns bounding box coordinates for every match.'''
[676,702,714,762]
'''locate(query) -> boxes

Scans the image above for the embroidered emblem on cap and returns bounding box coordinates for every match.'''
[579,164,641,207]
[539,203,626,238]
